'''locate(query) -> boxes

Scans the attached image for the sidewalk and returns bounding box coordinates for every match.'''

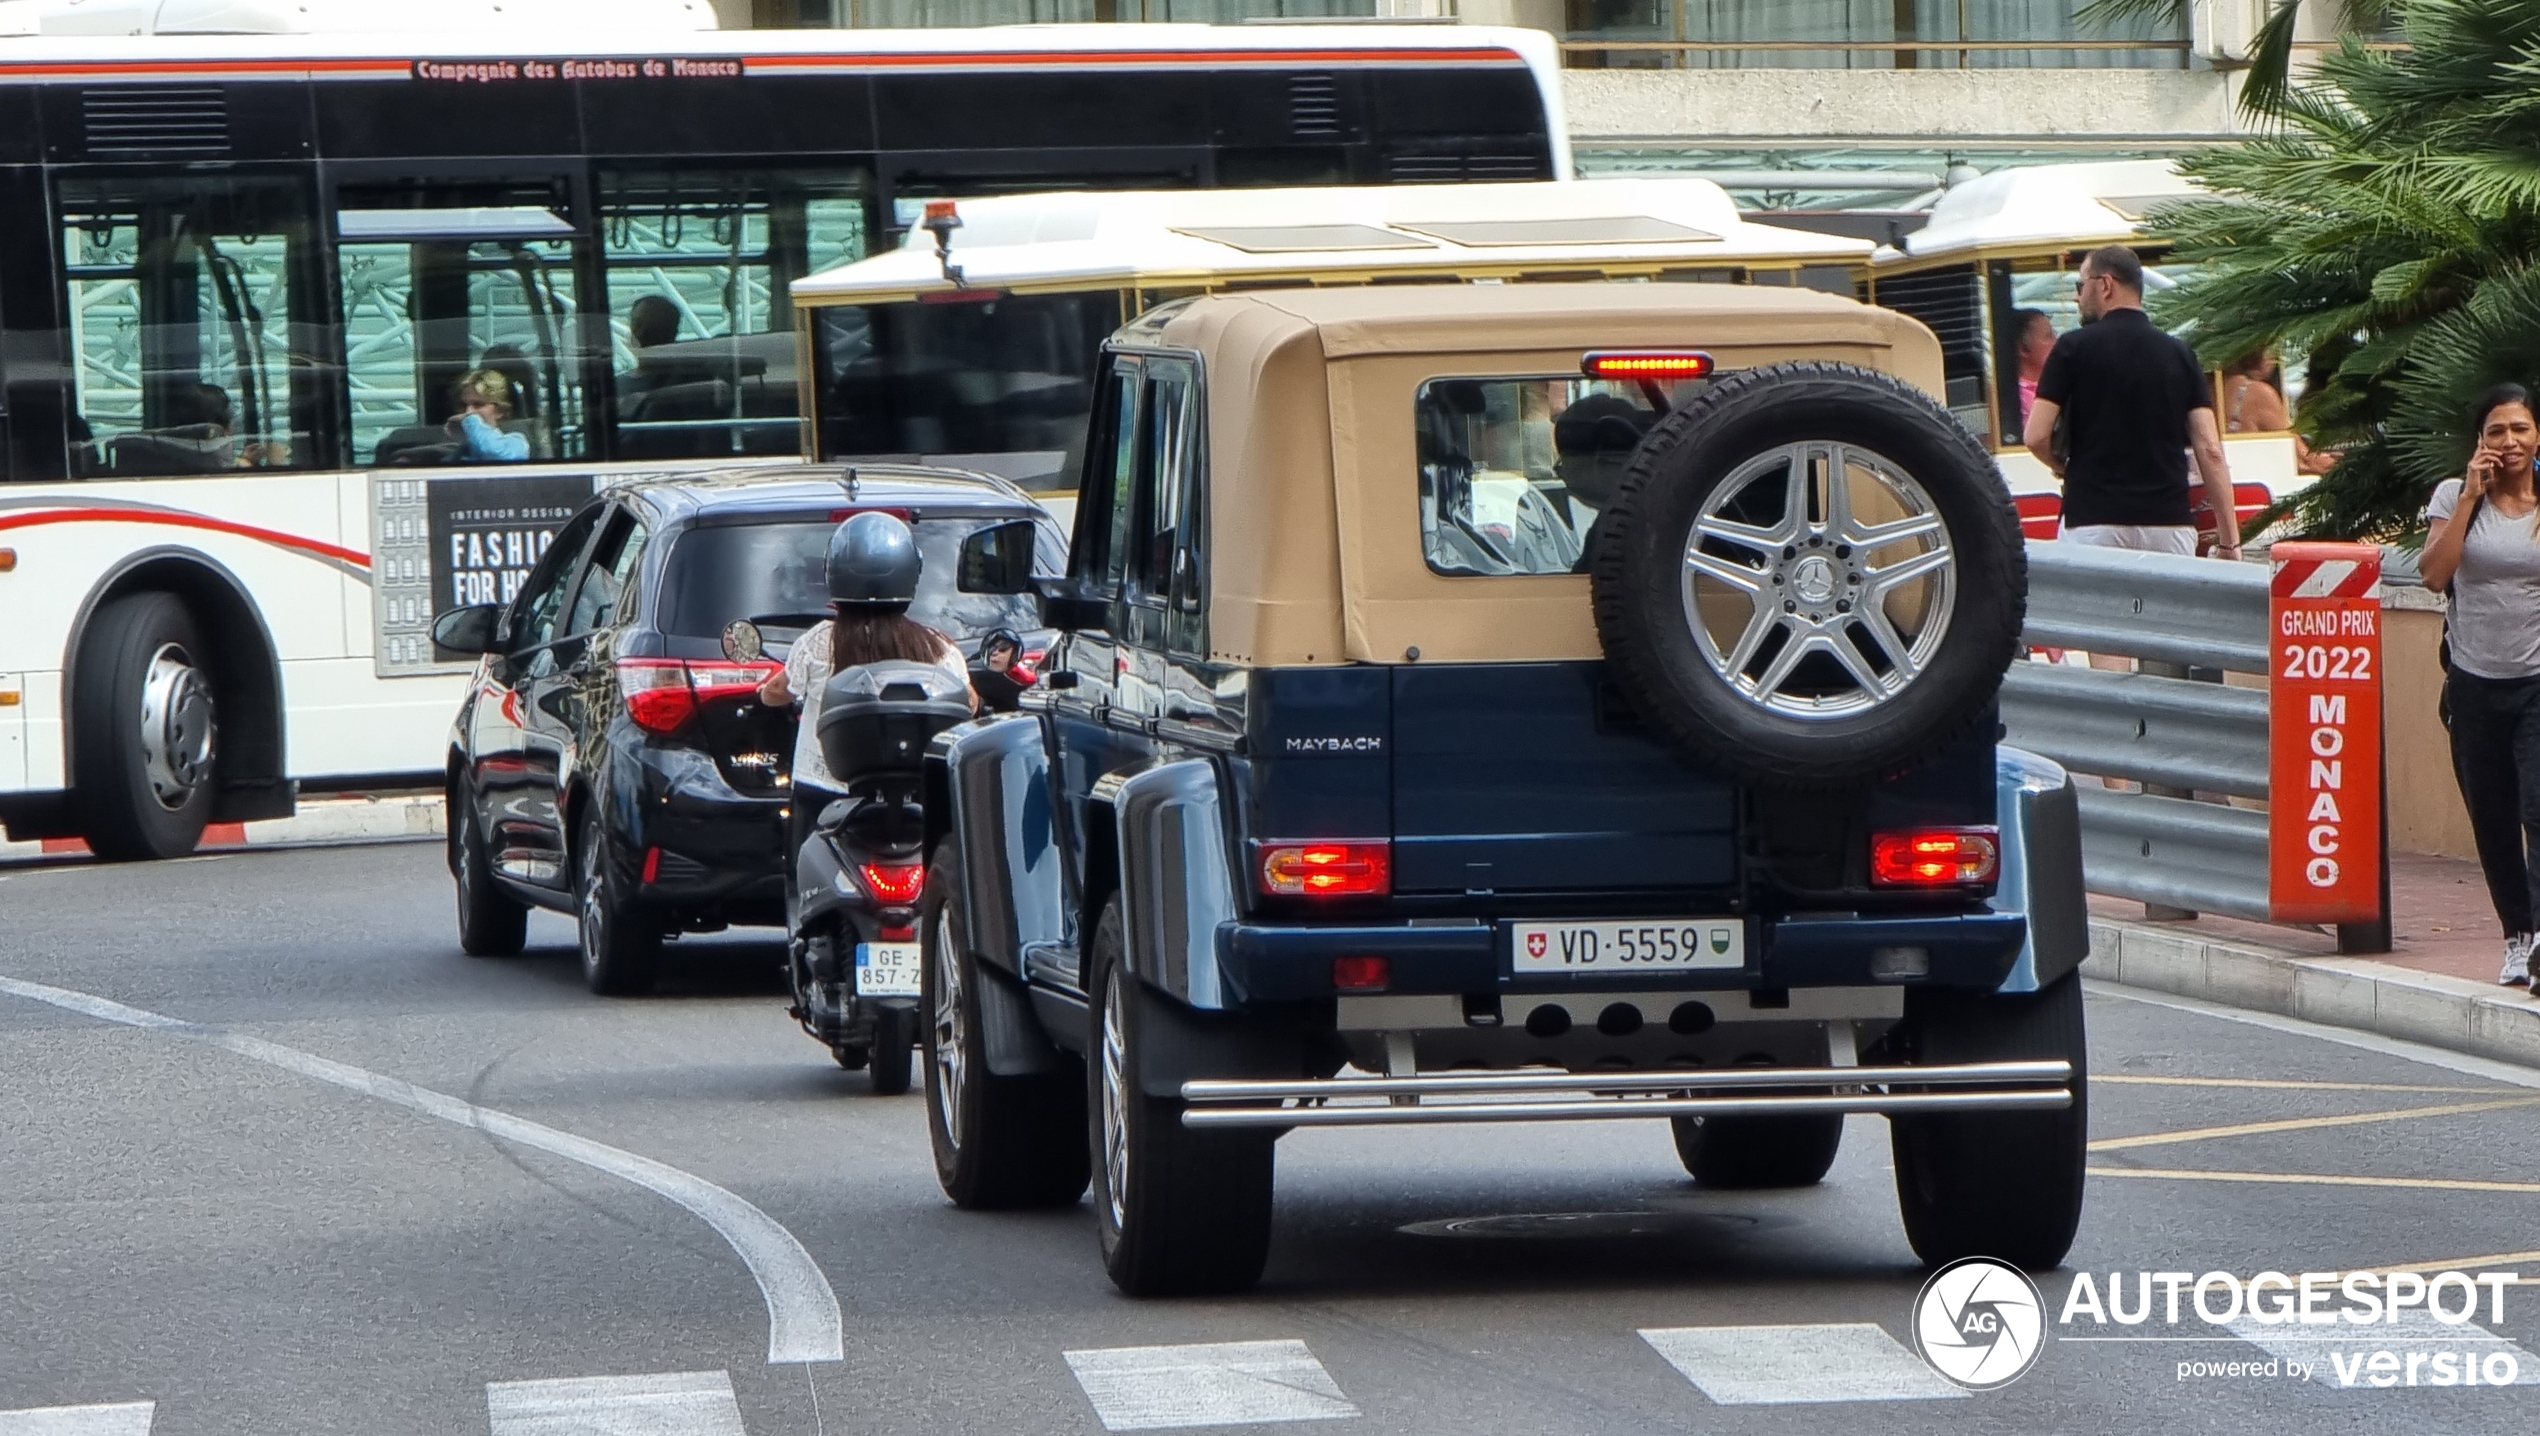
[0,792,444,865]
[2085,850,2540,1069]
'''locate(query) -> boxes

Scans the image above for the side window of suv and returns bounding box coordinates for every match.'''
[1124,358,1207,653]
[563,511,649,639]
[507,505,604,653]
[1070,357,1143,593]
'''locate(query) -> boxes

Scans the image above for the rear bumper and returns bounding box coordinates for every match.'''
[623,745,788,909]
[1180,1058,2074,1130]
[1216,911,2026,1004]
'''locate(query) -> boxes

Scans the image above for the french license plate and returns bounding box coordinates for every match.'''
[855,942,922,998]
[1510,919,1744,974]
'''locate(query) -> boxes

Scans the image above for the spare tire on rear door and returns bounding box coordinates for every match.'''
[1589,361,2024,788]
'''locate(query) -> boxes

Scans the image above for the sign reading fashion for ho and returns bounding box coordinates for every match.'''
[2267,543,2383,925]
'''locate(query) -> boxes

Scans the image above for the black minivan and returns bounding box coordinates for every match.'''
[433,466,1065,994]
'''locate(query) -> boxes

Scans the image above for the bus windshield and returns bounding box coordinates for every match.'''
[811,292,1123,494]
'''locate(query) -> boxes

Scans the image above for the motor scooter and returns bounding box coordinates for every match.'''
[781,654,973,1092]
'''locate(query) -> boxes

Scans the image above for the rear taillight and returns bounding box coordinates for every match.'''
[1256,840,1391,898]
[1870,828,2000,887]
[618,659,696,734]
[618,658,779,735]
[858,862,926,904]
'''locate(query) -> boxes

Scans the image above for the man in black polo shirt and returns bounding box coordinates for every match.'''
[2022,244,2238,561]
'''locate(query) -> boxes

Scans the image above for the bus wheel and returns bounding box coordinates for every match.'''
[74,593,218,861]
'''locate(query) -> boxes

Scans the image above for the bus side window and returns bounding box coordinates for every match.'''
[598,169,870,463]
[335,184,594,468]
[55,178,324,478]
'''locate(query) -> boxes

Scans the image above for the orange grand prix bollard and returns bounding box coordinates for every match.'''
[2267,543,2385,930]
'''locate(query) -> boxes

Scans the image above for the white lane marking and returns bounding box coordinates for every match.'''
[2084,980,2540,1091]
[487,1371,748,1436]
[1063,1340,1358,1431]
[0,1404,154,1436]
[2229,1309,2540,1386]
[0,976,842,1365]
[1640,1324,1964,1405]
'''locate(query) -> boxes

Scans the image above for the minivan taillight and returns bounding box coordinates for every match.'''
[1871,828,2000,887]
[618,658,779,735]
[1256,840,1391,898]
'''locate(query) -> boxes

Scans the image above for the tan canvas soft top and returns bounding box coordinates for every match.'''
[1141,284,1946,668]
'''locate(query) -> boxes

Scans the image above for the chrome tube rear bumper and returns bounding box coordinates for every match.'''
[1178,1059,2073,1129]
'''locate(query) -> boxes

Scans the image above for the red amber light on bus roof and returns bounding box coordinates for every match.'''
[1258,840,1391,898]
[1871,828,2000,887]
[1582,351,1715,381]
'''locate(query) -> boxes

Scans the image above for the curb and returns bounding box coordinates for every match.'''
[2085,917,2540,1071]
[0,793,444,866]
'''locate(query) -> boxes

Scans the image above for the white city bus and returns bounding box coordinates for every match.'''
[0,12,1568,857]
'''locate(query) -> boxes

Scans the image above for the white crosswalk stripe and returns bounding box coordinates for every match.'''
[0,1404,155,1436]
[1063,1339,1359,1431]
[2229,1308,2540,1387]
[485,1371,748,1436]
[1640,1323,1967,1405]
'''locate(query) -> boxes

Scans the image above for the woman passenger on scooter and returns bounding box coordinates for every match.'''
[757,512,975,848]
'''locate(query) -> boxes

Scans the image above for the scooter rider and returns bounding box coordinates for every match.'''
[757,512,975,852]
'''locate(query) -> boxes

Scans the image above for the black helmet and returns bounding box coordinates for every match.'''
[825,511,920,608]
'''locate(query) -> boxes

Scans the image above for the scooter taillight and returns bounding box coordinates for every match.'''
[858,862,925,904]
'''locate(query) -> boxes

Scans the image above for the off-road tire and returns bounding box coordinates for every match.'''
[1088,898,1275,1296]
[575,807,661,996]
[1890,973,2088,1271]
[73,593,218,860]
[451,779,528,958]
[1589,361,2024,787]
[868,1006,916,1096]
[1670,1112,1845,1189]
[923,837,1090,1208]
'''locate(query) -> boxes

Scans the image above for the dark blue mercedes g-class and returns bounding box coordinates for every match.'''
[922,284,2089,1296]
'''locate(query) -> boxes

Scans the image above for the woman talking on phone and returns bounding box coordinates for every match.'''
[2421,383,2540,991]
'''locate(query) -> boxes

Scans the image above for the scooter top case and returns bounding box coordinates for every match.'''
[815,659,974,803]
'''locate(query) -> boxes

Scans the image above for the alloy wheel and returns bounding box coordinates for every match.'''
[930,905,968,1150]
[1679,440,1956,719]
[1100,968,1129,1232]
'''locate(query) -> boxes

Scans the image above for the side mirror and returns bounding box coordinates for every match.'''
[1032,575,1111,633]
[430,603,504,656]
[956,519,1038,594]
[722,619,765,663]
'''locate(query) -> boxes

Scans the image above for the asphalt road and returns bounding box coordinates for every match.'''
[3,842,2537,1436]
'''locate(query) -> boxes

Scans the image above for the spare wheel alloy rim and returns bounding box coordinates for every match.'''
[139,642,217,808]
[1678,439,1957,720]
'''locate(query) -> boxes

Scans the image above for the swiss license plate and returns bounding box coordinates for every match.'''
[855,942,922,998]
[1510,919,1744,974]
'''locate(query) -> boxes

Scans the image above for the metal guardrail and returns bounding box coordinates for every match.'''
[2002,542,2279,924]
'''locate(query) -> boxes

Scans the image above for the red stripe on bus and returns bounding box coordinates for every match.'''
[0,49,1519,82]
[747,47,1526,69]
[0,508,371,568]
[0,58,408,78]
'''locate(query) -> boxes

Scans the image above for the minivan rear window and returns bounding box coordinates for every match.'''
[657,516,1058,643]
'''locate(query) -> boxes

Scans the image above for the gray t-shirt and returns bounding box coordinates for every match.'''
[2426,478,2540,680]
